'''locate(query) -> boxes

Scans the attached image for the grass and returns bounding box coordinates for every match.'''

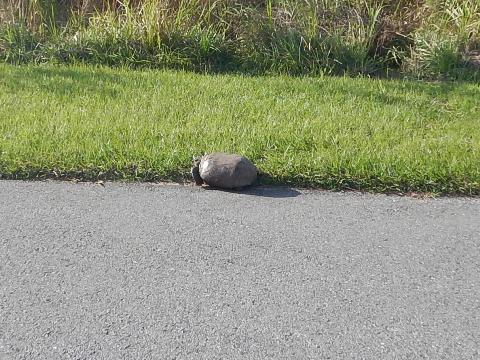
[0,0,479,79]
[0,63,479,194]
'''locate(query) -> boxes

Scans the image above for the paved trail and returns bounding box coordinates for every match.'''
[1,181,479,359]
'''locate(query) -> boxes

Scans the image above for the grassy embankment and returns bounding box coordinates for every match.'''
[0,64,479,194]
[1,0,479,79]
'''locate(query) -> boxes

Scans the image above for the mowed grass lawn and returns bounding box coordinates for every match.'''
[0,64,479,194]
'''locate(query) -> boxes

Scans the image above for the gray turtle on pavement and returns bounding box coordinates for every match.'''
[191,153,258,189]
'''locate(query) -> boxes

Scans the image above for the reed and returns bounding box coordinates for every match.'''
[0,0,478,78]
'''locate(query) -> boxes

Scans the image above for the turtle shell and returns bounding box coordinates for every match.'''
[199,153,258,189]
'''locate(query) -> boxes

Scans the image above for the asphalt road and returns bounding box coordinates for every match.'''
[1,181,479,359]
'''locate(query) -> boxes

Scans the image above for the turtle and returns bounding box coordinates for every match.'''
[191,153,258,189]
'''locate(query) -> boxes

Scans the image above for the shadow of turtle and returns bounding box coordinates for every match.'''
[200,172,302,198]
[202,185,301,198]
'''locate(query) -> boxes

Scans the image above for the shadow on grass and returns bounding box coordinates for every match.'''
[0,65,128,99]
[2,64,478,112]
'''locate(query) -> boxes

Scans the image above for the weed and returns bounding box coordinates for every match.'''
[1,0,478,78]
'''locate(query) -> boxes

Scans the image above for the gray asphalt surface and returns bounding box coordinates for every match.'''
[1,180,479,360]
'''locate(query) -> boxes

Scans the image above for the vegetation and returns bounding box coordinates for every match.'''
[1,2,478,193]
[0,0,479,79]
[1,64,479,194]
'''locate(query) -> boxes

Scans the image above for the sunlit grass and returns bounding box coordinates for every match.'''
[0,64,479,194]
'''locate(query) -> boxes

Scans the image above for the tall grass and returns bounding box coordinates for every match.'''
[402,0,480,78]
[0,0,479,78]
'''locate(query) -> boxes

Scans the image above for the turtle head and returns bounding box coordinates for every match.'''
[191,156,203,185]
[192,156,201,167]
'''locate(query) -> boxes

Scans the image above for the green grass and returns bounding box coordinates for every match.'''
[1,0,479,80]
[0,63,479,194]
